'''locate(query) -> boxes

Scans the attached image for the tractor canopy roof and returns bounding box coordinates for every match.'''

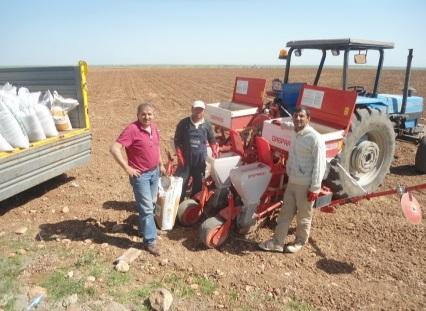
[286,38,394,50]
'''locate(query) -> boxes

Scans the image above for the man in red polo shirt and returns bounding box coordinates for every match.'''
[110,103,165,256]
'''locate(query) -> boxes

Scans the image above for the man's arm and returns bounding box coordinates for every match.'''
[205,122,216,145]
[110,141,141,177]
[309,135,326,193]
[158,148,166,175]
[205,122,219,157]
[173,119,186,166]
[174,120,185,149]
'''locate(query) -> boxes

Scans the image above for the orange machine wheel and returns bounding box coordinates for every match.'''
[199,216,230,248]
[177,199,202,226]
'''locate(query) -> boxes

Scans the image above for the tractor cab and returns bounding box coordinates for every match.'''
[281,38,394,95]
[273,39,424,139]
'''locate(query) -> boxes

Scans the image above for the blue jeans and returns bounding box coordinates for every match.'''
[130,167,159,246]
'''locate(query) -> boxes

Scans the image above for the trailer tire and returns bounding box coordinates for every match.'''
[415,136,426,173]
[327,108,395,197]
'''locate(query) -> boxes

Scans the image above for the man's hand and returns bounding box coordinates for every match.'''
[126,166,141,178]
[110,142,141,177]
[210,143,219,158]
[176,148,185,167]
[159,163,166,175]
[307,191,319,202]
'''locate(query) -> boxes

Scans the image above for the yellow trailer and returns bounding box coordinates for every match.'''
[0,61,91,202]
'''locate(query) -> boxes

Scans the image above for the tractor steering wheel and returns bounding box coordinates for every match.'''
[348,85,366,95]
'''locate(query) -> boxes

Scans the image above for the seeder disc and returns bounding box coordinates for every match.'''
[400,192,422,225]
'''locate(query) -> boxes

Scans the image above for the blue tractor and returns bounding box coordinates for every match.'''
[272,38,425,197]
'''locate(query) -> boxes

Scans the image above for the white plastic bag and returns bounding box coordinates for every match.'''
[39,90,54,109]
[0,82,17,96]
[0,88,30,139]
[20,111,46,142]
[17,88,46,142]
[0,101,30,149]
[52,91,79,112]
[155,176,183,230]
[34,104,59,137]
[51,91,79,131]
[0,133,13,152]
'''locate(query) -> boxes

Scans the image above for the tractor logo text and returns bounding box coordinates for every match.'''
[248,172,265,179]
[271,135,291,147]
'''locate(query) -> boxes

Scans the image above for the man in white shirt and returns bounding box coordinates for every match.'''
[259,106,326,253]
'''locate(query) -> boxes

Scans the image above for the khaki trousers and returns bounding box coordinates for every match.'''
[273,183,314,246]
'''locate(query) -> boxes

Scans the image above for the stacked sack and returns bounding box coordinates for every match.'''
[0,83,80,152]
[51,91,79,131]
[0,83,31,150]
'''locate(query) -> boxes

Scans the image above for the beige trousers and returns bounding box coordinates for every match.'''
[273,183,314,246]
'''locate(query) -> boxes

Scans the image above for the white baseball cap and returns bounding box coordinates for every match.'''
[192,100,205,109]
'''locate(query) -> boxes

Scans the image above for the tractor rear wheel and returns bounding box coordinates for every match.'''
[199,216,229,248]
[327,108,395,197]
[177,199,201,226]
[415,136,426,173]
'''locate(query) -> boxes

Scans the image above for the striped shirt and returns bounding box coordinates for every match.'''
[286,125,326,192]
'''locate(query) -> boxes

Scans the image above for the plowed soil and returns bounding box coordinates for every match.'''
[1,67,425,310]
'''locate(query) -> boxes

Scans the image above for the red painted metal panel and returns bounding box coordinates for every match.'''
[229,130,245,157]
[231,115,255,130]
[297,85,357,131]
[255,136,274,168]
[232,77,266,108]
[325,144,340,158]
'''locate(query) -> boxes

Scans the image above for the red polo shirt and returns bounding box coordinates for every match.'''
[116,121,160,172]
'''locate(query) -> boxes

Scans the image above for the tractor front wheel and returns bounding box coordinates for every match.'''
[199,216,229,248]
[177,199,201,226]
[327,108,395,197]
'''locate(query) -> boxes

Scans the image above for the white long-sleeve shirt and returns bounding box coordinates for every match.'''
[286,124,326,192]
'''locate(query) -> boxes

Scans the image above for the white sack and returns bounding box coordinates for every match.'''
[17,88,46,142]
[155,176,183,231]
[0,101,30,149]
[51,106,73,131]
[0,133,13,152]
[21,112,46,142]
[52,90,79,112]
[39,90,54,109]
[0,82,17,96]
[34,104,58,137]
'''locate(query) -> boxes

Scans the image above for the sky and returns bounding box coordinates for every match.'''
[2,0,426,67]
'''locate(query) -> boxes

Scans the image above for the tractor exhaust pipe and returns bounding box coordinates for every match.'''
[401,49,413,114]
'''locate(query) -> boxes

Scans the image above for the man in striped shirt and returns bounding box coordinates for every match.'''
[259,106,326,253]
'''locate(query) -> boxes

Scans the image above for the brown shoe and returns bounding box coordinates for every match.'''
[145,244,160,256]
